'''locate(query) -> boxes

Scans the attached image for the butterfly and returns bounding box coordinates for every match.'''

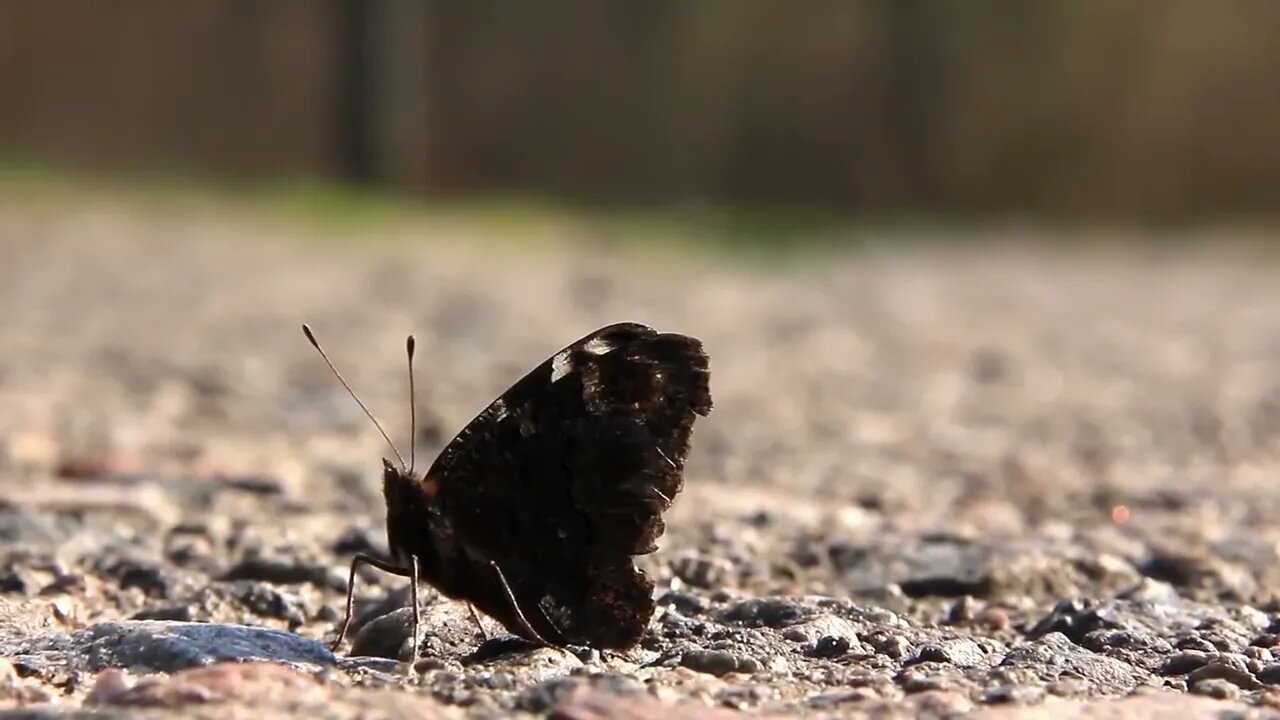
[303,322,712,660]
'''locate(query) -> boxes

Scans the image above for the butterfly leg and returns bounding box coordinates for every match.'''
[332,553,412,652]
[467,602,491,641]
[488,560,553,646]
[408,555,421,666]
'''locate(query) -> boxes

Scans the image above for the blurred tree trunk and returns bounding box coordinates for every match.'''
[883,0,947,210]
[337,0,431,188]
[369,0,432,190]
[7,1,1280,218]
[337,0,373,181]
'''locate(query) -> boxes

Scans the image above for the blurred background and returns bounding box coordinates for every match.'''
[4,0,1280,227]
[7,5,1280,713]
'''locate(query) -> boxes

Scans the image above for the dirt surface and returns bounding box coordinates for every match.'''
[3,206,1280,718]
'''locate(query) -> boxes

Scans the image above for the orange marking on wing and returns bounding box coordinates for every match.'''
[421,473,441,499]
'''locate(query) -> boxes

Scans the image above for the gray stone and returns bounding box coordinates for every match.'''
[910,638,986,668]
[997,632,1151,695]
[721,597,818,628]
[680,649,760,677]
[3,620,334,673]
[1186,661,1261,690]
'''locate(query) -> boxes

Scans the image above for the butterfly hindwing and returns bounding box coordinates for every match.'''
[422,323,711,647]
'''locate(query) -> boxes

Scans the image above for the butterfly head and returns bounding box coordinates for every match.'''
[380,458,451,571]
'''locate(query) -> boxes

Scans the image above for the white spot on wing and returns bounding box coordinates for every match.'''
[550,348,573,382]
[489,397,507,420]
[583,336,614,355]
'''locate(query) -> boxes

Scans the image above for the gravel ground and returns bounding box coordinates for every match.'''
[3,204,1280,718]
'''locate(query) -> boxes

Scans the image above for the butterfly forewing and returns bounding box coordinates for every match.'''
[418,322,711,647]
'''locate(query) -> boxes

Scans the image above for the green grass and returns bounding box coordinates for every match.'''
[0,161,861,265]
[13,159,1265,268]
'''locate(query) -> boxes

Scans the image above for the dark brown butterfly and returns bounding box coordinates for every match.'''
[303,322,711,659]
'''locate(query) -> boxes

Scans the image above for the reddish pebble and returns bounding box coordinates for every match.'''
[551,686,767,720]
[974,606,1011,631]
[88,662,320,707]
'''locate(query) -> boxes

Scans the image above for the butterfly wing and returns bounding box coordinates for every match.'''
[424,322,711,647]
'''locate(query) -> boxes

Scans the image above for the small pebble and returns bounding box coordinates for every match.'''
[350,607,413,660]
[221,556,340,589]
[871,634,913,659]
[810,635,850,659]
[898,671,948,694]
[680,650,759,677]
[87,669,136,704]
[947,596,977,624]
[1046,678,1088,697]
[907,639,984,668]
[116,563,172,597]
[782,626,814,644]
[983,684,1046,704]
[1174,636,1219,653]
[1257,664,1280,685]
[716,682,777,709]
[88,662,321,706]
[1190,677,1240,700]
[235,581,303,622]
[670,554,734,589]
[911,644,950,664]
[1253,633,1280,648]
[807,689,877,708]
[331,526,379,555]
[1187,661,1261,690]
[1246,646,1274,664]
[132,604,196,622]
[1158,650,1215,675]
[973,606,1010,631]
[552,686,747,720]
[722,597,816,628]
[0,566,30,594]
[656,590,706,616]
[51,596,75,624]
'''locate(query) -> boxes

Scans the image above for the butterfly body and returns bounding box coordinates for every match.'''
[373,322,711,650]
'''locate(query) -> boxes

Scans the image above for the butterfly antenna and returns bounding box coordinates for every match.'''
[301,324,407,471]
[406,334,417,475]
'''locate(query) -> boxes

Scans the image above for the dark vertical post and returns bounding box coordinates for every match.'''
[884,0,947,210]
[371,0,432,190]
[338,0,373,182]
